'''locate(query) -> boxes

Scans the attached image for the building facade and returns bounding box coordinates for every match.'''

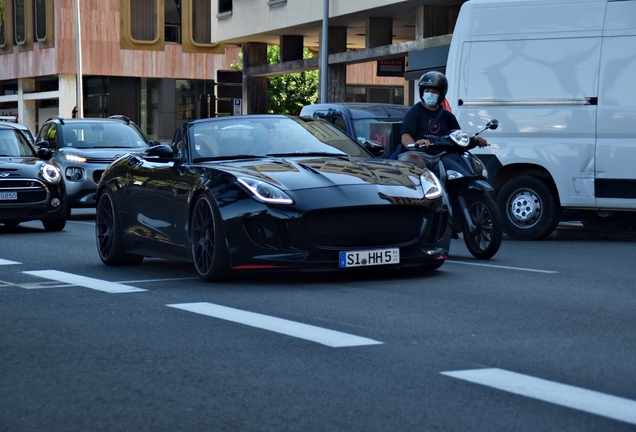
[0,0,463,140]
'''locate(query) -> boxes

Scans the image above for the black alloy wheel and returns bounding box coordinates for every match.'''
[95,191,143,265]
[463,195,503,259]
[190,194,230,282]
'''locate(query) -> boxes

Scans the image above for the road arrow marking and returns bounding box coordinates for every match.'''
[167,302,383,348]
[442,368,636,425]
[23,270,147,293]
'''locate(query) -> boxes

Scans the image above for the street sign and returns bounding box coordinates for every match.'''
[233,98,242,116]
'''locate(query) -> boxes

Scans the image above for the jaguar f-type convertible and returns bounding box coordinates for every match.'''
[95,115,451,281]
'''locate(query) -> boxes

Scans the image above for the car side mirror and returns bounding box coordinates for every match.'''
[37,147,53,160]
[36,140,50,149]
[363,140,386,157]
[143,144,178,162]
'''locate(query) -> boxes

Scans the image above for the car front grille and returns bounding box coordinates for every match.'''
[304,206,425,248]
[0,179,48,204]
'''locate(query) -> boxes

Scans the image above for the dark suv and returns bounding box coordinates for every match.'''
[35,116,152,209]
[300,103,408,158]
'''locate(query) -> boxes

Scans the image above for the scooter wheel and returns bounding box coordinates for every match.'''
[463,195,503,259]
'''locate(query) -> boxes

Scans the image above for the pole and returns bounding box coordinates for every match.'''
[319,0,329,103]
[74,0,83,117]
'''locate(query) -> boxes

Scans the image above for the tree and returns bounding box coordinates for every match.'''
[231,46,319,115]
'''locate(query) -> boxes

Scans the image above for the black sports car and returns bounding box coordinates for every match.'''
[95,115,451,281]
[0,123,67,231]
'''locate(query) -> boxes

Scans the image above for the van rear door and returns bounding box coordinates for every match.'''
[595,1,636,207]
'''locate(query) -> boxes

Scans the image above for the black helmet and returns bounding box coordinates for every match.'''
[418,71,448,104]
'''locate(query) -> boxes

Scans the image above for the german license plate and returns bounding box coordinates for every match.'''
[0,192,17,200]
[339,248,400,268]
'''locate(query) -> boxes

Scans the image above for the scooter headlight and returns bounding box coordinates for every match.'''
[446,170,464,180]
[449,130,470,147]
[420,170,443,199]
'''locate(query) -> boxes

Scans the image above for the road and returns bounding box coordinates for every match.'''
[1,211,635,431]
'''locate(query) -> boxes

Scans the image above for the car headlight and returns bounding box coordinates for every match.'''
[65,154,87,163]
[41,163,62,184]
[420,170,443,199]
[237,177,294,205]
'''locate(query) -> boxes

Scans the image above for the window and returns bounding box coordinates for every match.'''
[218,0,232,15]
[164,0,180,43]
[34,0,45,41]
[13,0,25,45]
[0,0,6,47]
[120,0,164,51]
[130,0,157,41]
[192,0,210,43]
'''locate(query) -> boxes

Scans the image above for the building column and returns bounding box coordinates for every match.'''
[18,79,36,133]
[366,17,392,48]
[326,26,346,102]
[242,42,268,114]
[280,35,304,62]
[59,74,78,119]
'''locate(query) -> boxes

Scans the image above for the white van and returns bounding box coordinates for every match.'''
[445,0,636,239]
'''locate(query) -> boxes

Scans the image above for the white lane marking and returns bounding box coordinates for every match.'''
[23,270,147,293]
[0,258,21,265]
[441,368,636,425]
[116,277,198,284]
[167,302,383,348]
[446,260,559,274]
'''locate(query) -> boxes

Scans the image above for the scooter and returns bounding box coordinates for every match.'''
[407,119,502,259]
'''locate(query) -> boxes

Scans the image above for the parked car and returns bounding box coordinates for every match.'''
[35,115,152,210]
[300,103,409,158]
[0,115,35,145]
[0,122,67,230]
[95,115,451,281]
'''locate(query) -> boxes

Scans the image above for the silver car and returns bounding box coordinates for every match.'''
[35,116,152,210]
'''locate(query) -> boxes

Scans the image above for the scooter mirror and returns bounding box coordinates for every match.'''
[487,119,499,130]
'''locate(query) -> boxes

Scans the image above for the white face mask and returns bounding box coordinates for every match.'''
[422,92,439,107]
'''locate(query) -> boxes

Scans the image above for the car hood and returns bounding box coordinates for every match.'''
[215,156,425,191]
[0,157,46,178]
[59,146,148,161]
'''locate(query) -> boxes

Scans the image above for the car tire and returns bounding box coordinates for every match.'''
[190,194,231,282]
[497,176,560,240]
[42,219,66,231]
[95,190,144,266]
[462,194,503,259]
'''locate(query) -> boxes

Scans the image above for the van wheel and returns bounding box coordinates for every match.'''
[497,176,560,240]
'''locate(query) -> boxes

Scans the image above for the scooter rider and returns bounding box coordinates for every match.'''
[391,71,487,167]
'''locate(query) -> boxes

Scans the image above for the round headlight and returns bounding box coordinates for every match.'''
[41,163,62,183]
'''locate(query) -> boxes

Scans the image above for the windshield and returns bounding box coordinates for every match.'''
[188,116,371,160]
[0,129,36,157]
[63,122,149,149]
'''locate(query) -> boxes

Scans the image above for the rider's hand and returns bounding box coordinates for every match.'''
[414,139,430,150]
[474,137,488,147]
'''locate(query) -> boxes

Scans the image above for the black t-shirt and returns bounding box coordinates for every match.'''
[398,103,460,155]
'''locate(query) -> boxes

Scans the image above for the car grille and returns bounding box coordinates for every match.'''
[304,206,425,248]
[0,179,48,204]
